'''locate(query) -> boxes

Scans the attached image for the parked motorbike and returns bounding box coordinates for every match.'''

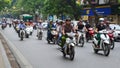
[92,30,110,56]
[107,30,115,49]
[1,23,7,30]
[47,28,58,44]
[86,27,95,42]
[19,28,25,41]
[76,30,85,47]
[37,28,43,40]
[62,32,75,60]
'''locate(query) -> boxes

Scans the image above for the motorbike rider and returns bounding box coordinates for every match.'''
[2,17,7,26]
[36,20,43,37]
[61,18,75,50]
[47,20,56,41]
[75,19,85,43]
[84,20,91,38]
[17,20,26,37]
[95,19,106,48]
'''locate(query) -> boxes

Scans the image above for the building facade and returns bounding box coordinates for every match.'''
[80,0,120,24]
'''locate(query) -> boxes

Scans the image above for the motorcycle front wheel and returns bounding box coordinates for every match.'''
[103,43,110,56]
[110,40,115,49]
[20,31,24,41]
[69,47,75,60]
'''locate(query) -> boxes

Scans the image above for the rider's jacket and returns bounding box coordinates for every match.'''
[77,23,84,30]
[63,24,73,33]
[47,23,56,31]
[96,24,106,31]
[37,23,43,29]
[18,23,26,29]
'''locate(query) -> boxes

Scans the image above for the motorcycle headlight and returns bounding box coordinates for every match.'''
[66,38,70,44]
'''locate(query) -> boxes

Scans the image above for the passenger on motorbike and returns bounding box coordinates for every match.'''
[56,21,63,44]
[18,21,26,37]
[47,21,56,41]
[61,18,75,49]
[95,21,106,48]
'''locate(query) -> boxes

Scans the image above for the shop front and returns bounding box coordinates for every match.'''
[82,6,117,25]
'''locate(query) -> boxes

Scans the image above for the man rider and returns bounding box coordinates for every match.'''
[36,20,43,37]
[18,20,26,37]
[76,19,84,31]
[95,21,106,48]
[84,20,91,38]
[47,20,56,41]
[61,18,74,50]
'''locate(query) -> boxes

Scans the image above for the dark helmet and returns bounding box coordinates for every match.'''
[20,20,24,23]
[66,18,71,21]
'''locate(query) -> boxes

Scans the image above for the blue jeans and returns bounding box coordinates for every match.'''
[47,30,52,40]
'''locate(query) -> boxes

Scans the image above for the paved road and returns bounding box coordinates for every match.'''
[1,26,120,68]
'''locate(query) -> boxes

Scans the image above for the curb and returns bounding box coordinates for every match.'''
[0,40,11,68]
[0,30,33,68]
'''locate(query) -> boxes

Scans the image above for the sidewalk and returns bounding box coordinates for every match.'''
[0,45,5,68]
[0,40,11,68]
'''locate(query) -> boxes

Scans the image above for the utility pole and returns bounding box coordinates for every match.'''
[86,0,99,27]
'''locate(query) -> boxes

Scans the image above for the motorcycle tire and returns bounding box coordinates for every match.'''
[103,43,110,56]
[48,40,50,44]
[69,47,75,60]
[62,49,66,57]
[1,26,4,30]
[94,49,99,54]
[38,32,42,40]
[53,38,56,44]
[26,34,29,38]
[80,37,84,47]
[20,31,24,41]
[77,37,84,47]
[110,40,115,50]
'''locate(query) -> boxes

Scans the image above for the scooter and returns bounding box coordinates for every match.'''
[92,30,110,56]
[76,30,85,47]
[47,28,58,44]
[62,32,75,60]
[19,28,25,41]
[107,30,115,49]
[1,23,7,30]
[86,27,95,42]
[37,28,43,40]
[25,26,31,38]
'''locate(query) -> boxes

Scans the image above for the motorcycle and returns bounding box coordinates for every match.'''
[47,28,58,44]
[76,30,85,47]
[62,32,75,60]
[37,28,43,40]
[86,27,95,42]
[1,23,7,30]
[25,26,31,38]
[92,30,110,56]
[19,28,25,41]
[107,30,115,49]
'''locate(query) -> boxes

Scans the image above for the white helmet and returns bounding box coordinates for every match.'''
[99,18,104,21]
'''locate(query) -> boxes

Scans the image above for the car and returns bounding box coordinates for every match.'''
[109,24,120,41]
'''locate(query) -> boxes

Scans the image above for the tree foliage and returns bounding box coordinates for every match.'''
[0,0,12,10]
[13,0,83,19]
